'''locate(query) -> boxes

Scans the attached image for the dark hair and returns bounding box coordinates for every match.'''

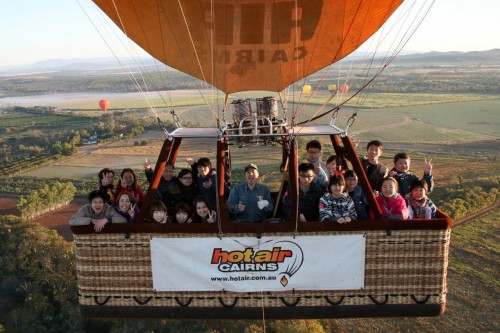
[192,195,212,220]
[175,202,191,214]
[344,170,357,179]
[117,168,138,189]
[298,163,314,174]
[177,168,193,180]
[164,163,175,169]
[88,190,107,203]
[393,152,409,163]
[409,178,427,192]
[306,139,322,151]
[196,157,211,168]
[98,168,114,184]
[328,175,345,192]
[366,140,383,150]
[193,195,210,211]
[326,155,339,165]
[148,200,167,221]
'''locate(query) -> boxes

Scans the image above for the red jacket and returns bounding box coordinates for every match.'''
[114,185,145,208]
[372,193,409,220]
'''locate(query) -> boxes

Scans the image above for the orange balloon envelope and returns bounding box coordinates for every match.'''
[340,84,349,94]
[99,99,110,112]
[93,0,402,94]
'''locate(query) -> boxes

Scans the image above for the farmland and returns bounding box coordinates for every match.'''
[0,62,499,331]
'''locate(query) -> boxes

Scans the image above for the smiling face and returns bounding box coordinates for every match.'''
[162,165,174,181]
[330,183,344,198]
[196,201,209,218]
[345,175,358,191]
[411,187,426,201]
[306,148,321,164]
[245,168,259,187]
[381,179,397,197]
[326,160,337,175]
[198,165,210,177]
[176,211,189,223]
[367,145,382,163]
[91,197,105,214]
[395,158,410,173]
[299,170,314,188]
[118,194,132,211]
[179,172,193,186]
[153,210,167,223]
[121,171,135,188]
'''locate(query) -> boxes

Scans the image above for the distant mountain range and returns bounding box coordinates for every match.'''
[391,49,500,65]
[1,49,498,75]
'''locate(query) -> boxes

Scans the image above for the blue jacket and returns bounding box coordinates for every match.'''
[347,185,370,220]
[392,170,434,197]
[228,182,274,222]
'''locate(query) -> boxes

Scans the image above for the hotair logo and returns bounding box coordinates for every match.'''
[210,240,304,287]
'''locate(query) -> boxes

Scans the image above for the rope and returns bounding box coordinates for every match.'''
[176,0,219,123]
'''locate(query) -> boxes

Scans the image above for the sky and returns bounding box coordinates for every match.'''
[0,0,499,67]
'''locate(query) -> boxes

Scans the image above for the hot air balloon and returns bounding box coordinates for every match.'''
[98,99,110,112]
[340,84,349,94]
[70,0,453,320]
[327,84,337,92]
[302,84,312,94]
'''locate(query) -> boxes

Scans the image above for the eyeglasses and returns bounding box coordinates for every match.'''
[181,176,192,180]
[299,174,314,179]
[307,150,321,155]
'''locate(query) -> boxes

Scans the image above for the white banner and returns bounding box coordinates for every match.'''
[151,235,365,292]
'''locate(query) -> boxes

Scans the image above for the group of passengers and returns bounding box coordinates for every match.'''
[287,139,437,223]
[69,139,438,232]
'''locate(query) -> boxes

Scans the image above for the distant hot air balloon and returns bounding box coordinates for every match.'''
[327,84,337,92]
[99,99,110,112]
[302,85,312,94]
[340,84,349,94]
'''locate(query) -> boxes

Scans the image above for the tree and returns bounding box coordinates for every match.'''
[0,216,82,332]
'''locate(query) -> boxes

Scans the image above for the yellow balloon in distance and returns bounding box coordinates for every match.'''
[302,85,312,94]
[328,84,337,91]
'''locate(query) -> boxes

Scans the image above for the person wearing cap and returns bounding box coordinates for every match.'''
[228,163,274,222]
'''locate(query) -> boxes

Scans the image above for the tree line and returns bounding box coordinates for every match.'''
[16,182,77,219]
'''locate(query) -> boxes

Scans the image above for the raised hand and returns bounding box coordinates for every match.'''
[129,204,136,217]
[185,157,195,166]
[207,210,216,223]
[424,158,433,174]
[380,163,388,175]
[144,158,151,170]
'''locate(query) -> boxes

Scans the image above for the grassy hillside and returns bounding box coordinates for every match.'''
[318,209,499,333]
